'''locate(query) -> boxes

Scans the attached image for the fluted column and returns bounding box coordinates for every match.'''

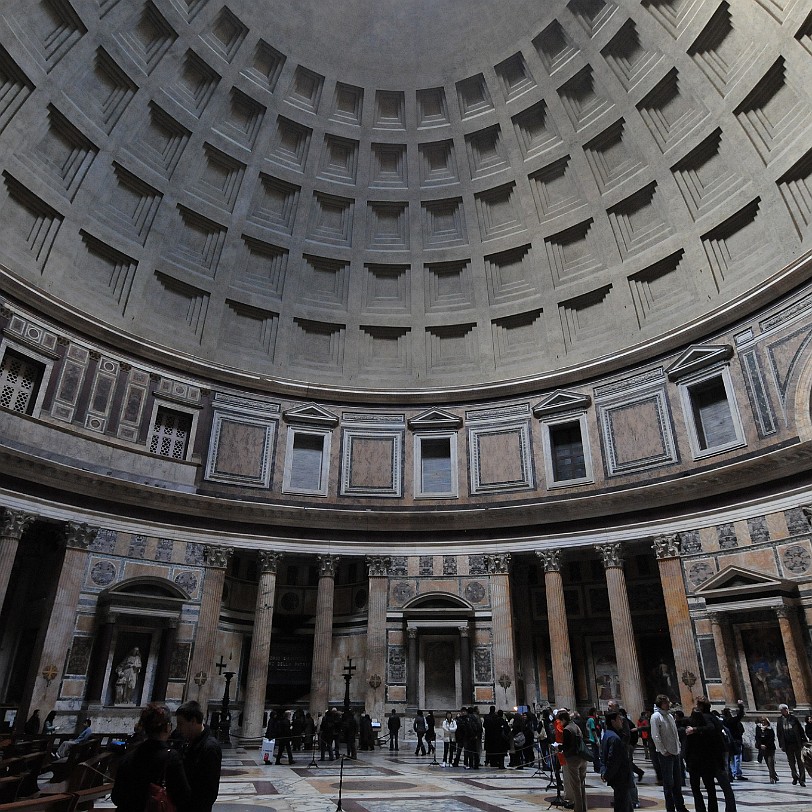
[187,544,233,714]
[596,543,644,715]
[406,627,418,710]
[309,554,339,715]
[653,534,704,709]
[241,551,283,744]
[708,612,736,705]
[0,509,35,614]
[537,549,576,709]
[365,555,390,720]
[513,564,538,707]
[776,605,812,707]
[486,553,517,710]
[27,522,97,717]
[459,624,472,704]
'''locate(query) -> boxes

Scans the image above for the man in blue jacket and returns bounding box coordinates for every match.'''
[601,711,633,812]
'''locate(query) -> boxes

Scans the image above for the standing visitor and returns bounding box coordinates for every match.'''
[425,710,436,755]
[413,709,427,756]
[441,710,457,767]
[755,716,779,783]
[777,703,807,786]
[602,711,633,812]
[560,709,588,812]
[721,701,746,780]
[650,695,688,812]
[387,709,400,752]
[175,700,222,812]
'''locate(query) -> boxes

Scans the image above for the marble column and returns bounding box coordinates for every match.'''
[28,522,96,717]
[406,627,418,710]
[537,550,576,709]
[487,553,517,710]
[151,621,178,703]
[0,509,35,614]
[187,544,233,714]
[776,605,812,707]
[240,551,282,745]
[708,612,736,705]
[364,555,390,720]
[85,614,116,703]
[653,534,704,709]
[459,625,472,705]
[309,554,339,716]
[596,543,644,716]
[513,564,538,707]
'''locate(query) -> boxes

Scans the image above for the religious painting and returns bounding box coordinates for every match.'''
[588,639,620,710]
[739,622,794,710]
[639,634,680,706]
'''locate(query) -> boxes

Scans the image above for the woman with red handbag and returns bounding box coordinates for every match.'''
[112,703,190,812]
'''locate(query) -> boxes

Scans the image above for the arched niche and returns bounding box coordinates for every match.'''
[86,577,190,709]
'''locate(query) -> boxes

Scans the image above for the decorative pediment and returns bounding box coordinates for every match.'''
[532,390,591,417]
[666,344,734,381]
[694,565,797,603]
[407,408,463,430]
[282,403,339,427]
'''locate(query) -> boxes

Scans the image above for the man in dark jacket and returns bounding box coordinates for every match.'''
[685,697,736,812]
[721,700,746,780]
[777,702,808,786]
[387,709,401,752]
[601,711,632,812]
[175,700,222,812]
[483,706,502,768]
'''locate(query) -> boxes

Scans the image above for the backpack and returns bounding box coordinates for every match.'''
[414,715,426,733]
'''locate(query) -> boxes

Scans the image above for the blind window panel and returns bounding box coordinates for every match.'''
[691,378,736,449]
[289,433,325,491]
[421,437,452,493]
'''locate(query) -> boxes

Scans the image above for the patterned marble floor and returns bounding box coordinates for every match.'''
[93,746,812,811]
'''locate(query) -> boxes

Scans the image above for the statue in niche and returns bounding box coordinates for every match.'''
[114,647,142,704]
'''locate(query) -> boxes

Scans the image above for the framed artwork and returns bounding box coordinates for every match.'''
[736,621,794,710]
[588,638,620,710]
[638,634,680,705]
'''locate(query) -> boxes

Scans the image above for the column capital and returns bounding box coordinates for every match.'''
[408,627,418,640]
[775,604,792,619]
[203,544,234,569]
[707,611,726,626]
[652,533,681,560]
[366,555,391,577]
[1,509,35,539]
[64,521,98,550]
[595,542,623,569]
[457,624,470,638]
[537,549,562,572]
[318,553,340,577]
[486,552,511,574]
[257,551,283,574]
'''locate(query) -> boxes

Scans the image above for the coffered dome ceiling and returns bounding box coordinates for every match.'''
[0,0,810,398]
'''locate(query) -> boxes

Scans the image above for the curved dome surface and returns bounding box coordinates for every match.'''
[0,0,809,398]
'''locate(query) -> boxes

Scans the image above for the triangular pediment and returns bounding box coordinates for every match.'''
[283,403,339,427]
[407,408,463,430]
[694,565,796,602]
[533,390,591,417]
[666,344,733,381]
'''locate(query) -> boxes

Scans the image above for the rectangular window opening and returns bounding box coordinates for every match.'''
[0,349,44,416]
[550,421,586,482]
[149,406,192,459]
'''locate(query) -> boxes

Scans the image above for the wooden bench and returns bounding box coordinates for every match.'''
[69,782,114,811]
[0,794,73,811]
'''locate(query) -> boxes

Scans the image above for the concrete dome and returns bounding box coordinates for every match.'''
[0,0,809,398]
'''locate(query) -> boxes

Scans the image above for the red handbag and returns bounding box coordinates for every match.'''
[145,753,177,812]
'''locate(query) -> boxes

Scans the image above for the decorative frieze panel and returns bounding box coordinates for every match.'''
[597,388,677,476]
[117,368,151,442]
[51,343,90,423]
[468,421,534,494]
[340,428,404,497]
